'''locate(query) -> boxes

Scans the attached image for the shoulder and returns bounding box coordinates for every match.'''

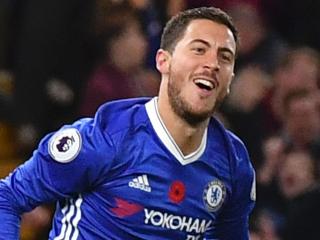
[226,129,254,177]
[47,98,151,162]
[93,97,151,134]
[211,119,256,204]
[209,117,248,157]
[210,117,254,179]
[226,130,248,156]
[225,129,256,202]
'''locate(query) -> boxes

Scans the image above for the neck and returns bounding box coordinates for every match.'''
[157,93,209,156]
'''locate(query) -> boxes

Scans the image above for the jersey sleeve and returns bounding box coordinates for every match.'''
[207,132,256,240]
[0,116,116,238]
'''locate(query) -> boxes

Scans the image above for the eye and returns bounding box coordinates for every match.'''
[192,47,206,55]
[219,53,233,63]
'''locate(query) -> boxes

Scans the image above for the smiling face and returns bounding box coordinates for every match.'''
[157,19,236,125]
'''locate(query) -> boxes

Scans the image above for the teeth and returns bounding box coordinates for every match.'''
[194,79,214,89]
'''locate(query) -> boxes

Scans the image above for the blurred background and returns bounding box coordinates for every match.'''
[0,0,319,239]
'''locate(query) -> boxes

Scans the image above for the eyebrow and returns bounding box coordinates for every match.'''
[189,39,210,47]
[189,39,235,56]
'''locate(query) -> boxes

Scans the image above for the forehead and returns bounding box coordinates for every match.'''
[177,19,236,53]
[289,97,315,112]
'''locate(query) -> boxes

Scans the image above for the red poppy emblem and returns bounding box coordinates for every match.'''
[169,181,185,203]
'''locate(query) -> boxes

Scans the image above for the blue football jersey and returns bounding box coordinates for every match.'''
[0,97,255,240]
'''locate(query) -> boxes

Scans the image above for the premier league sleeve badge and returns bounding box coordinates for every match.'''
[48,128,82,163]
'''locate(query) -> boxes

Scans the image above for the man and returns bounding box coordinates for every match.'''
[0,7,255,239]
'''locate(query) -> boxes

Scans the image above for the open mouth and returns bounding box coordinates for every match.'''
[194,78,216,91]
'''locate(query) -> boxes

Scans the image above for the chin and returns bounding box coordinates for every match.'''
[181,108,214,126]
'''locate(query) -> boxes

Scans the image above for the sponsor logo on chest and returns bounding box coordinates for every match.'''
[144,208,212,234]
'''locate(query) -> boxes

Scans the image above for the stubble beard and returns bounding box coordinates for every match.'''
[167,70,224,127]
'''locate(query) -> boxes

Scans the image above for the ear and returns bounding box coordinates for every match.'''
[231,72,235,83]
[227,73,235,94]
[156,49,171,74]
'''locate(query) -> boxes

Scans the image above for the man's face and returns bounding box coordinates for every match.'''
[279,151,315,199]
[286,97,319,143]
[165,19,236,125]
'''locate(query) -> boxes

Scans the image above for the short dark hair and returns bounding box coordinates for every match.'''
[160,7,238,53]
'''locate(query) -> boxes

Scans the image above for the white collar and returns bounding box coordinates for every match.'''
[145,97,207,165]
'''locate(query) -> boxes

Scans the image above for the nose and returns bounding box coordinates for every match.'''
[204,51,220,72]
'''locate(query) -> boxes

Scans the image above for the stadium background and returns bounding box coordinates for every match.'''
[0,0,319,239]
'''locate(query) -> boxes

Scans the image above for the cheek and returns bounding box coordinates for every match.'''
[220,73,233,92]
[170,60,191,81]
[171,51,197,73]
[220,64,234,81]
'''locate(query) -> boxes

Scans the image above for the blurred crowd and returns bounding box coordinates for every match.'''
[0,0,319,239]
